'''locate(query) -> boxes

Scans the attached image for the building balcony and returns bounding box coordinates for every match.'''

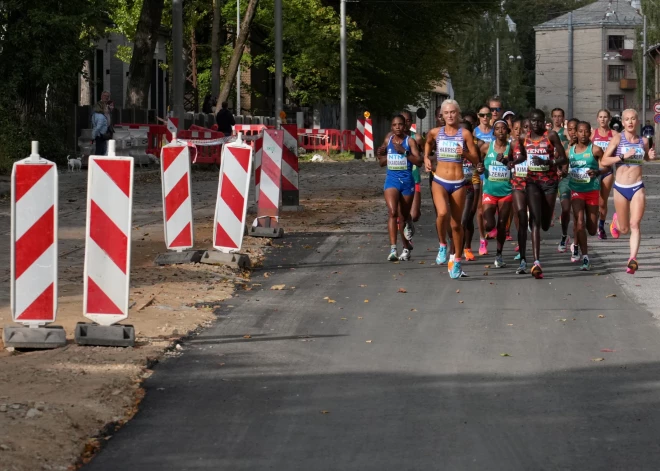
[619,49,634,61]
[620,78,637,90]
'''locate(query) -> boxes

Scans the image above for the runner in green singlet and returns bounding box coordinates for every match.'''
[557,117,579,254]
[568,121,603,270]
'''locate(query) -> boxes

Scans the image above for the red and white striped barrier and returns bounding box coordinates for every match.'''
[251,130,284,237]
[410,123,418,134]
[165,117,179,142]
[356,119,365,152]
[364,118,374,158]
[10,144,58,325]
[281,124,300,207]
[213,137,253,252]
[83,143,134,326]
[254,135,264,202]
[161,142,194,250]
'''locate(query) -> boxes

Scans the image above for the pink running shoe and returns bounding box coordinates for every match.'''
[610,213,620,239]
[626,258,638,274]
[487,228,498,240]
[479,239,488,256]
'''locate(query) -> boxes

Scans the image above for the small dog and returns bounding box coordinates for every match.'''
[67,155,82,172]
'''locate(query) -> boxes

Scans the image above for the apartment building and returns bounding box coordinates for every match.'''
[535,0,646,121]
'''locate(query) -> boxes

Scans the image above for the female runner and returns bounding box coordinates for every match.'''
[459,119,480,262]
[591,109,616,239]
[475,105,495,256]
[512,109,567,279]
[601,109,656,273]
[401,110,424,223]
[511,118,530,273]
[376,115,422,261]
[477,120,515,269]
[424,100,479,279]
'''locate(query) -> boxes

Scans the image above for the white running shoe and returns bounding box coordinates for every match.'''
[403,220,415,241]
[399,248,411,261]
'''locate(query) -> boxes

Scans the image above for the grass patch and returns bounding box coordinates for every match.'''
[299,150,360,162]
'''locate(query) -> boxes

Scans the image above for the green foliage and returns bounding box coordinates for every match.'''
[634,0,660,110]
[0,0,108,172]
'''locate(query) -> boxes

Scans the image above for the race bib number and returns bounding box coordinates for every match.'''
[569,167,590,183]
[488,164,510,182]
[437,140,461,161]
[514,161,527,178]
[620,146,644,165]
[594,140,609,150]
[528,153,550,172]
[387,152,408,171]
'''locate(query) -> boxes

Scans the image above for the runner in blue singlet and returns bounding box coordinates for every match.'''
[376,115,423,262]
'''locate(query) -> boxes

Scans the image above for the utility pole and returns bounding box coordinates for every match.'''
[642,14,647,124]
[496,38,500,96]
[275,0,283,124]
[172,0,184,130]
[568,11,574,118]
[340,0,347,131]
[236,0,241,115]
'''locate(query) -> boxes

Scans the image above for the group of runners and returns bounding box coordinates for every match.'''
[376,97,656,279]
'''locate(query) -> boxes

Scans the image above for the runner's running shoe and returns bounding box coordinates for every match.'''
[570,243,580,263]
[403,220,415,241]
[479,239,488,256]
[514,244,520,252]
[494,254,506,268]
[516,260,527,274]
[610,213,620,239]
[449,261,463,279]
[487,228,497,239]
[399,248,411,261]
[464,248,475,261]
[597,227,607,240]
[388,248,398,261]
[558,235,570,253]
[436,245,448,265]
[580,257,591,271]
[626,258,638,274]
[506,231,513,241]
[531,261,543,279]
[514,252,521,261]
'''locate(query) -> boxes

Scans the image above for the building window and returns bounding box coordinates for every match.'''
[608,65,625,81]
[608,94,625,111]
[608,35,625,51]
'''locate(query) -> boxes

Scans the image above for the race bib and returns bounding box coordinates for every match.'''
[569,167,590,183]
[620,146,644,165]
[514,161,527,178]
[594,140,609,150]
[463,163,473,179]
[528,153,550,172]
[387,152,408,171]
[488,164,510,182]
[437,140,461,161]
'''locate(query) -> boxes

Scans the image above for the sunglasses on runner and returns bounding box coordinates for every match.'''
[490,107,502,112]
[478,113,492,118]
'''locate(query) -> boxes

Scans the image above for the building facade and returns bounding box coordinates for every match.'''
[535,0,646,121]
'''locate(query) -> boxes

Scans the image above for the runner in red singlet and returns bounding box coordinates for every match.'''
[591,109,616,239]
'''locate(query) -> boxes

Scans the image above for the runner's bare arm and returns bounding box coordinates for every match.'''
[376,132,392,167]
[589,145,604,177]
[462,128,479,166]
[600,134,622,166]
[511,137,527,166]
[547,131,567,166]
[424,128,439,172]
[643,137,656,160]
[407,138,423,167]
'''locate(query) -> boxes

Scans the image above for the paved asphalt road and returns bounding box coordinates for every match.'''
[86,163,660,470]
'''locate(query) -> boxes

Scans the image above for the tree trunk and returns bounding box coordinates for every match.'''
[125,0,165,109]
[211,0,223,97]
[215,0,259,113]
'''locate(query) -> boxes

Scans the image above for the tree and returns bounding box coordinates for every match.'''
[215,0,259,111]
[211,0,225,97]
[124,0,165,108]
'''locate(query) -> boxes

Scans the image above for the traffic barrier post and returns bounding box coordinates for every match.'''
[75,140,136,347]
[4,141,66,349]
[364,118,375,160]
[250,130,284,238]
[281,124,301,209]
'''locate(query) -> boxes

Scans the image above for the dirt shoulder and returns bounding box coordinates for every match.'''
[0,160,384,471]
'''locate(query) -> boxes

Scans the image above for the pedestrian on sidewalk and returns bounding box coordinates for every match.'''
[216,101,235,136]
[92,102,109,156]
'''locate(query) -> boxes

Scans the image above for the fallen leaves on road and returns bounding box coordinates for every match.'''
[364,300,369,303]
[303,245,313,249]
[398,288,407,293]
[456,289,460,293]
[270,284,286,290]
[341,317,347,320]
[484,265,491,269]
[591,357,605,362]
[358,316,363,319]
[359,284,367,288]
[484,272,489,276]
[264,272,271,278]
[598,314,606,318]
[500,353,510,357]
[418,261,425,264]
[459,300,464,304]
[606,294,617,298]
[600,348,615,353]
[410,308,417,312]
[507,324,514,326]
[328,299,336,303]
[243,335,252,339]
[320,410,330,414]
[365,340,373,343]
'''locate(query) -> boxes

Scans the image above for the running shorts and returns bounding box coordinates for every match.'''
[511,176,526,192]
[384,174,415,196]
[482,193,513,205]
[526,174,558,195]
[570,190,599,206]
[559,178,571,200]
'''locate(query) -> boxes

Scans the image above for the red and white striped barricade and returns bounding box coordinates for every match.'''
[254,135,264,202]
[161,142,194,250]
[4,142,65,349]
[410,123,418,134]
[250,130,284,238]
[281,124,300,208]
[165,117,179,142]
[75,141,135,347]
[213,136,253,253]
[364,118,374,159]
[356,120,365,153]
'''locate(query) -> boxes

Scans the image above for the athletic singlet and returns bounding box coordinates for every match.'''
[525,135,554,174]
[616,133,645,167]
[475,126,494,144]
[435,126,464,163]
[409,131,421,184]
[556,127,569,147]
[592,129,613,151]
[512,141,527,179]
[386,135,412,177]
[482,141,512,197]
[568,143,600,192]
